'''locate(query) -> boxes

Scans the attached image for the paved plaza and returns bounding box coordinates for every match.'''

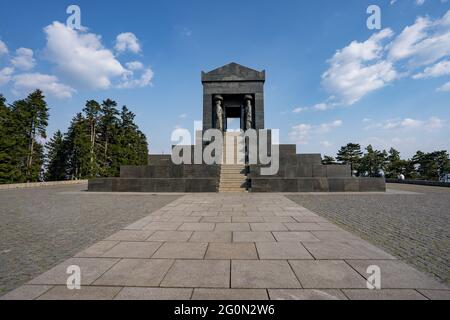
[1,186,449,300]
[287,184,450,284]
[0,184,180,295]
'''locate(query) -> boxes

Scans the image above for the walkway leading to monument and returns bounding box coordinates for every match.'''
[2,194,448,300]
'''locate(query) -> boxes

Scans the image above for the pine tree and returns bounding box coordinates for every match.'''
[98,99,119,176]
[64,113,90,179]
[83,100,101,177]
[45,130,66,181]
[12,90,50,182]
[358,145,387,177]
[322,155,336,165]
[0,95,23,183]
[336,143,363,176]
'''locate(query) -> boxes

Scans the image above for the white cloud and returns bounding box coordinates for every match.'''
[11,48,36,70]
[292,107,307,113]
[13,73,75,99]
[388,12,450,67]
[413,60,450,78]
[118,68,154,89]
[289,120,342,145]
[115,32,141,54]
[437,81,450,91]
[0,67,14,86]
[416,0,426,5]
[126,61,144,71]
[0,40,8,56]
[322,29,397,105]
[313,103,334,111]
[366,117,445,130]
[44,22,126,90]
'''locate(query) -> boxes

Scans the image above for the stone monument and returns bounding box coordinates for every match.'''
[88,62,386,193]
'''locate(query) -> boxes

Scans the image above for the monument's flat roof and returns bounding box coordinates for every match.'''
[202,62,265,83]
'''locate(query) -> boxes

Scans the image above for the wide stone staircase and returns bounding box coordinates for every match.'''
[218,165,247,193]
[218,132,247,193]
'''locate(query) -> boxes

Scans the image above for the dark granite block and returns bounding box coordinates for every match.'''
[88,178,113,192]
[327,178,345,192]
[343,178,360,192]
[359,177,386,192]
[296,165,313,177]
[326,165,351,177]
[312,178,329,192]
[281,179,298,192]
[297,178,314,192]
[312,165,327,177]
[297,154,322,165]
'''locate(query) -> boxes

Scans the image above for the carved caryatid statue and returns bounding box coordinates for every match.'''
[214,95,224,132]
[244,95,253,130]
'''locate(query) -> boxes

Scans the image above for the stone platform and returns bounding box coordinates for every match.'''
[2,194,447,300]
[88,145,386,193]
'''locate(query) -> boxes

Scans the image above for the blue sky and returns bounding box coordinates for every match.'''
[0,0,449,158]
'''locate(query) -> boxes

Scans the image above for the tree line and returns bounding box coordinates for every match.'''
[0,90,148,184]
[323,143,450,181]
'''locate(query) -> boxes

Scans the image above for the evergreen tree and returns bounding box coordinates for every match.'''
[358,145,388,177]
[412,150,450,181]
[45,130,66,181]
[0,95,23,183]
[385,148,408,178]
[98,99,119,176]
[18,90,49,182]
[83,100,101,177]
[64,113,90,180]
[322,155,336,165]
[336,143,363,176]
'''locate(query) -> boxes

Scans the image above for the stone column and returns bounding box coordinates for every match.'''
[214,95,224,132]
[244,95,253,131]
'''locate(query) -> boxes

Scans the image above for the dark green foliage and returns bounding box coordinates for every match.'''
[357,145,388,177]
[0,92,148,184]
[0,90,49,183]
[45,130,66,181]
[336,143,363,176]
[322,155,336,165]
[334,143,450,181]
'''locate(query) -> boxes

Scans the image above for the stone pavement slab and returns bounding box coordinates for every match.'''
[418,290,450,300]
[256,242,313,260]
[272,232,319,242]
[105,230,155,241]
[192,289,268,300]
[152,242,208,259]
[342,289,427,300]
[114,287,193,300]
[205,243,258,260]
[268,289,347,300]
[28,258,119,285]
[0,285,52,300]
[289,260,367,289]
[189,231,232,243]
[75,241,120,258]
[161,260,230,288]
[101,242,162,258]
[346,260,448,290]
[231,260,301,289]
[147,231,193,242]
[93,259,173,287]
[233,231,276,242]
[38,285,122,300]
[303,241,396,260]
